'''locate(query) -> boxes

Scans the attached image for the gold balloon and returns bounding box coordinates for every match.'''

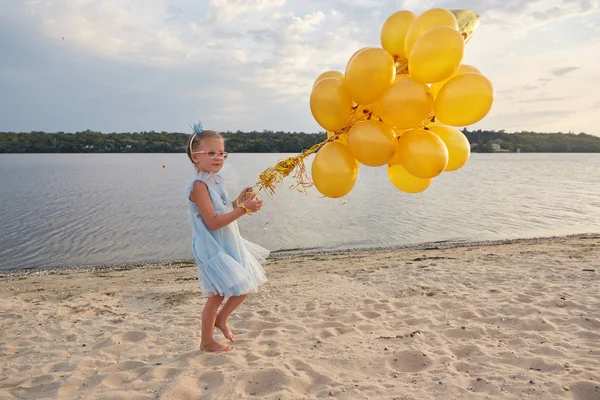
[327,131,348,145]
[387,128,409,165]
[313,71,344,88]
[380,10,417,61]
[450,9,480,43]
[312,142,359,198]
[457,64,481,74]
[310,78,353,132]
[348,47,367,63]
[428,124,470,171]
[388,146,402,165]
[380,76,433,129]
[345,47,396,105]
[409,26,464,84]
[397,128,448,178]
[388,164,432,194]
[404,8,458,57]
[347,120,397,167]
[435,72,495,126]
[430,64,481,98]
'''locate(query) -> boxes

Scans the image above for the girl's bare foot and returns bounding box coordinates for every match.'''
[215,319,235,342]
[200,340,231,352]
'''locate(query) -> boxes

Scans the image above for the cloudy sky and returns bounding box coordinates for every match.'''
[1,0,599,135]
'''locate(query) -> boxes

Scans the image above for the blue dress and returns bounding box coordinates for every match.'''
[185,172,268,297]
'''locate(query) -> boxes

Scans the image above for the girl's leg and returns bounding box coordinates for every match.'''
[200,295,231,352]
[215,295,248,342]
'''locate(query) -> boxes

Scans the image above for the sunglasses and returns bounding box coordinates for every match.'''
[192,151,229,160]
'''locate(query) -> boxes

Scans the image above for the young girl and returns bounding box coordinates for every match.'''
[185,122,268,353]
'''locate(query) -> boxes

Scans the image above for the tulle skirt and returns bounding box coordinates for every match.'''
[194,238,269,297]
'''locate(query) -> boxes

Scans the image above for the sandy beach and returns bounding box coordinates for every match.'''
[1,235,599,400]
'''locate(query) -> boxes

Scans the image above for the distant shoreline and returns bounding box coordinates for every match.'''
[2,130,600,153]
[2,232,598,277]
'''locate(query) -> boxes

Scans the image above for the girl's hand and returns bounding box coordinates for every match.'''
[236,187,254,204]
[243,199,263,213]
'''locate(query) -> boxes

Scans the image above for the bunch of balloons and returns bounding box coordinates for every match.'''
[309,8,494,197]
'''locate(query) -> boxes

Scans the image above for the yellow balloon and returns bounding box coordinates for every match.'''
[430,64,481,98]
[457,64,481,74]
[312,142,359,198]
[347,120,397,167]
[404,8,458,57]
[380,76,433,129]
[397,128,448,178]
[345,47,396,105]
[388,147,402,165]
[380,10,417,60]
[313,71,344,88]
[327,131,348,145]
[428,124,470,171]
[409,26,464,84]
[348,47,367,63]
[388,164,432,194]
[435,72,495,126]
[310,78,353,132]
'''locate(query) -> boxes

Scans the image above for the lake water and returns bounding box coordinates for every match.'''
[1,153,599,271]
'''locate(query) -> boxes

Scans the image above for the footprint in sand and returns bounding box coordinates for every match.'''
[118,331,148,342]
[290,359,331,386]
[100,361,149,388]
[161,375,214,399]
[260,349,281,358]
[450,344,487,359]
[318,326,356,339]
[101,360,147,374]
[388,350,432,373]
[260,329,280,337]
[359,311,382,319]
[102,370,145,388]
[90,337,114,350]
[10,379,62,399]
[150,367,182,381]
[198,371,225,389]
[40,361,76,374]
[238,368,291,397]
[467,377,498,395]
[570,381,600,400]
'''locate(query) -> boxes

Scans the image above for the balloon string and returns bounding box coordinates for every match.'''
[252,106,369,202]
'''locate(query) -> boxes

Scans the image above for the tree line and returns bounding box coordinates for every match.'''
[1,129,599,153]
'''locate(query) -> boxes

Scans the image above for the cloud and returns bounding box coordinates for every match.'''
[514,96,572,103]
[210,0,286,21]
[433,0,600,35]
[530,0,598,21]
[551,66,580,76]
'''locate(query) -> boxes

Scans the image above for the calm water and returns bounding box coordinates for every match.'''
[1,153,599,271]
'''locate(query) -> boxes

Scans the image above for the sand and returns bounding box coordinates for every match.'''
[1,236,599,400]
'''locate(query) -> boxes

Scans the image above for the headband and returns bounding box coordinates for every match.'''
[188,121,204,154]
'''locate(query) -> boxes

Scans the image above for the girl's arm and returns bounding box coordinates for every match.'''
[190,181,245,230]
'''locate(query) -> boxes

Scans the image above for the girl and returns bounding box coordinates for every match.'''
[185,122,268,353]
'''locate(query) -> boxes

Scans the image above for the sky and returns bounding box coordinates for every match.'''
[0,0,599,135]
